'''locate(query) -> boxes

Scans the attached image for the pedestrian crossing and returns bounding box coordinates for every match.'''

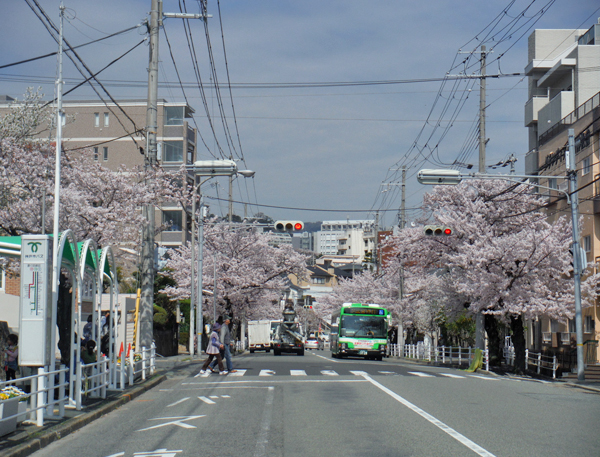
[193,368,498,381]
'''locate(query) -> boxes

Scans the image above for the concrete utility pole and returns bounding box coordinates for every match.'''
[140,0,210,350]
[475,45,487,351]
[567,129,585,381]
[139,0,161,350]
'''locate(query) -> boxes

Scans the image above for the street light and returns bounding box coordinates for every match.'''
[188,160,254,356]
[417,131,586,381]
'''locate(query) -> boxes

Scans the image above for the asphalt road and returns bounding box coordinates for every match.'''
[29,350,600,457]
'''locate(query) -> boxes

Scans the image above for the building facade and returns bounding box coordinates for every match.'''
[523,21,600,365]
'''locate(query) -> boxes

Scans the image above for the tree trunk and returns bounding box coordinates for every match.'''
[484,314,503,366]
[510,315,526,375]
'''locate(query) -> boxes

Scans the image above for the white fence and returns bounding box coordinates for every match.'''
[503,346,558,379]
[1,344,156,434]
[388,343,490,371]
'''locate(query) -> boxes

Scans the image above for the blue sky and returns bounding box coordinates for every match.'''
[1,1,599,225]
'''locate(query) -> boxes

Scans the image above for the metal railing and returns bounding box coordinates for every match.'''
[503,347,558,379]
[1,365,69,430]
[388,344,490,371]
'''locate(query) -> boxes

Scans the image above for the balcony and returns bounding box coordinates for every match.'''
[524,96,549,127]
[538,91,575,136]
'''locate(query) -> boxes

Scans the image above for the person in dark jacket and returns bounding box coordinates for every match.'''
[199,323,226,375]
[208,315,237,373]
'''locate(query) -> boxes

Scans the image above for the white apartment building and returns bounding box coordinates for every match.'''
[314,220,375,262]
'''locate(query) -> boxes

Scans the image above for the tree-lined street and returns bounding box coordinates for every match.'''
[28,353,600,457]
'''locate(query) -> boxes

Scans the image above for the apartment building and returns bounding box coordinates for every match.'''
[314,220,375,262]
[523,21,600,364]
[0,97,197,248]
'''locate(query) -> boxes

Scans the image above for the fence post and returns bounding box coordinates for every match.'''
[101,357,107,399]
[151,342,156,375]
[442,346,446,364]
[129,349,134,386]
[458,347,462,366]
[537,352,541,375]
[141,346,147,381]
[58,366,65,418]
[76,360,82,410]
[119,353,125,389]
[36,367,45,427]
[553,355,557,379]
[525,349,529,370]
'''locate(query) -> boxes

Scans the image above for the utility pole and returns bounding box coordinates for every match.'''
[140,0,210,350]
[139,0,161,350]
[400,166,406,229]
[475,45,487,351]
[567,129,585,381]
[398,166,406,350]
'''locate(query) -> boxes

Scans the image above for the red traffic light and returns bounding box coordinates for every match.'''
[424,225,453,236]
[274,221,304,231]
[444,227,452,235]
[294,222,303,231]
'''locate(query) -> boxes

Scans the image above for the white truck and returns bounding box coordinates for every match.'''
[247,320,271,353]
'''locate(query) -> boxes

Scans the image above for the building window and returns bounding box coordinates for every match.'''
[165,106,185,125]
[163,210,183,231]
[104,112,109,127]
[94,112,99,127]
[93,147,99,161]
[163,141,184,162]
[583,235,592,253]
[103,147,108,161]
[584,315,595,334]
[312,277,325,284]
[548,178,557,189]
[583,156,591,175]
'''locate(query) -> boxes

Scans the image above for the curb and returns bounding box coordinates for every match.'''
[0,374,166,457]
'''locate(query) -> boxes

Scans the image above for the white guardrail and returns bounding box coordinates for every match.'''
[388,343,490,371]
[1,343,155,434]
[503,346,558,379]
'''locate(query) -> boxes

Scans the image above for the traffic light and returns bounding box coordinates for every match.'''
[274,221,304,231]
[424,225,452,236]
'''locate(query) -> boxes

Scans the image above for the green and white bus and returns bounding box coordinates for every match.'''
[330,303,389,361]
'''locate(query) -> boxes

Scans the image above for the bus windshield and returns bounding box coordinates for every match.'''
[340,315,387,338]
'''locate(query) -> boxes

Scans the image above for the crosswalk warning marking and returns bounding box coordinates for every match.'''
[408,372,435,378]
[198,396,216,404]
[290,370,307,376]
[259,369,275,377]
[321,370,339,376]
[440,373,465,379]
[228,369,246,377]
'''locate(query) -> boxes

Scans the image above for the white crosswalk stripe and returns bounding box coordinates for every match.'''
[290,370,307,376]
[198,396,216,404]
[440,373,466,379]
[228,369,246,377]
[259,369,275,376]
[321,370,339,376]
[408,371,435,378]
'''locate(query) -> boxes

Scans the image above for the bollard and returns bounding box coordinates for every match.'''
[142,346,147,381]
[151,342,156,375]
[36,367,45,427]
[442,346,446,364]
[537,353,541,375]
[58,366,66,417]
[552,355,557,379]
[525,349,529,370]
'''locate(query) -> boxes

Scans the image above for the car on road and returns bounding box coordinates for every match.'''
[305,336,324,350]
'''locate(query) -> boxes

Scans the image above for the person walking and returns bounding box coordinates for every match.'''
[209,315,237,373]
[199,323,227,375]
[3,334,18,383]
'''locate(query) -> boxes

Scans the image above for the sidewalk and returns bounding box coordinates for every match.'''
[0,351,239,457]
[0,374,166,457]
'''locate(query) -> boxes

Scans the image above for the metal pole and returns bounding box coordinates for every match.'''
[213,251,217,322]
[196,194,205,353]
[228,175,233,223]
[50,1,65,383]
[140,0,161,350]
[189,179,196,356]
[567,129,585,381]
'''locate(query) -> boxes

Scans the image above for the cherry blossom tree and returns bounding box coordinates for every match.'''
[387,179,597,372]
[161,222,308,321]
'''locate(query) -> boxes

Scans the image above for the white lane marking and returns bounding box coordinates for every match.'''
[132,450,182,456]
[229,369,247,377]
[468,375,497,381]
[221,395,231,398]
[290,370,307,376]
[254,386,275,457]
[440,373,466,379]
[209,396,219,399]
[198,396,216,404]
[378,371,396,374]
[259,369,275,377]
[104,453,125,457]
[358,373,496,457]
[137,415,206,432]
[409,371,435,378]
[167,397,189,407]
[321,370,339,376]
[350,370,368,376]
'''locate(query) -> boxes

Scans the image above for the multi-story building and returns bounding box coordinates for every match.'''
[0,97,197,249]
[314,220,375,261]
[523,21,600,365]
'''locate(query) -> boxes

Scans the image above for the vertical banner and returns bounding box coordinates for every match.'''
[19,234,53,366]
